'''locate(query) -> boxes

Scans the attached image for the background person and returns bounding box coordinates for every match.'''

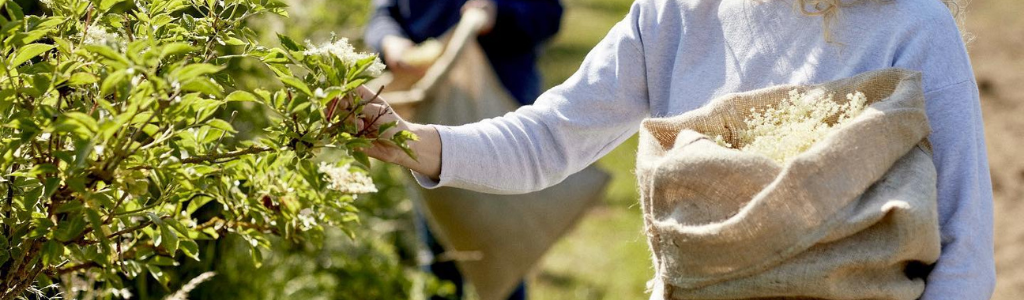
[364,0,563,299]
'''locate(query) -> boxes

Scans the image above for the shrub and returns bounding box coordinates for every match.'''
[0,0,413,298]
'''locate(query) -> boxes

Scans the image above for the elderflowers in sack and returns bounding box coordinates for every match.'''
[636,69,940,300]
[714,89,868,163]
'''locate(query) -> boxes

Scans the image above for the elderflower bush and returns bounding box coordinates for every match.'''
[716,90,868,163]
[0,0,412,298]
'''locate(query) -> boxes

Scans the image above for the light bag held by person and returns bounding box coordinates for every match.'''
[636,69,941,300]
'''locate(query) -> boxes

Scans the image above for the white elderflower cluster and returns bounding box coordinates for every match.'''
[717,89,868,164]
[303,37,386,77]
[317,162,378,194]
[81,26,124,49]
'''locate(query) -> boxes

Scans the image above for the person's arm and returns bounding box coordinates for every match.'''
[891,5,996,299]
[366,1,651,194]
[918,80,995,300]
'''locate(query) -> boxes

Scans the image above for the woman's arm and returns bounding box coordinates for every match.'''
[890,5,996,298]
[365,1,652,194]
[918,79,996,300]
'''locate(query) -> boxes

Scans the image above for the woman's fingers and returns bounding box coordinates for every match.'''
[358,102,402,138]
[356,85,385,104]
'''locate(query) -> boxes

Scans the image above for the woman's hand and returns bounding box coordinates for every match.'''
[353,86,442,179]
[462,0,497,35]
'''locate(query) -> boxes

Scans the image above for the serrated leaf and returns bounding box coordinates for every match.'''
[225,90,257,102]
[159,224,178,254]
[11,43,53,66]
[279,76,311,96]
[180,239,199,261]
[352,151,371,168]
[377,121,397,136]
[4,1,23,20]
[67,72,99,86]
[277,33,300,51]
[170,63,224,82]
[54,215,88,242]
[99,0,126,11]
[159,42,195,58]
[100,69,127,96]
[84,208,111,247]
[206,118,235,133]
[180,78,224,97]
[63,112,99,132]
[83,44,129,65]
[41,240,64,266]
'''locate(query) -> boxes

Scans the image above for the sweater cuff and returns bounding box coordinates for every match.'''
[411,124,457,189]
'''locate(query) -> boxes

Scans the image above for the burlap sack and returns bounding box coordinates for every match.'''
[367,9,610,300]
[636,69,940,300]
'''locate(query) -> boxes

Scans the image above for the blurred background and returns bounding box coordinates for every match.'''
[40,0,1021,298]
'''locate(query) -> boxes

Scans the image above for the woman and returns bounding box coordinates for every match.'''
[359,0,994,298]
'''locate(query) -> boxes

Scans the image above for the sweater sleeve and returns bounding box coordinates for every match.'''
[918,79,996,300]
[413,1,650,194]
[887,4,996,298]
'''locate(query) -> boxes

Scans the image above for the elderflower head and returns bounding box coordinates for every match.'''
[82,26,125,49]
[303,37,386,77]
[718,89,868,164]
[317,162,378,194]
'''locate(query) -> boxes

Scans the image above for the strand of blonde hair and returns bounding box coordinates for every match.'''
[797,0,970,43]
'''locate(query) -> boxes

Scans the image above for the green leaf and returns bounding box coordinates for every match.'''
[225,90,258,102]
[41,240,65,266]
[206,119,235,133]
[54,215,88,242]
[159,42,196,58]
[67,72,99,86]
[99,0,126,11]
[84,208,111,248]
[83,44,129,65]
[11,43,53,66]
[170,63,224,82]
[158,223,179,254]
[180,78,224,97]
[63,112,99,132]
[277,33,301,51]
[147,263,171,287]
[249,245,263,268]
[54,200,84,214]
[279,76,311,96]
[4,1,23,20]
[100,69,127,96]
[352,151,371,169]
[180,239,199,261]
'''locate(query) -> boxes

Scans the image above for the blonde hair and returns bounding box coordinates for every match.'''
[797,0,970,43]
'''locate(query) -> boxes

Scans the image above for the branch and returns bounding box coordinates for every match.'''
[180,145,274,165]
[51,262,98,276]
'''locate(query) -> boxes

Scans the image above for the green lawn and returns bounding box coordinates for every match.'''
[529,0,653,299]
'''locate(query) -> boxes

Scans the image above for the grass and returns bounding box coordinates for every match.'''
[528,0,653,299]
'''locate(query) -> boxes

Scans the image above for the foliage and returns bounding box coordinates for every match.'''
[167,165,454,300]
[0,0,414,298]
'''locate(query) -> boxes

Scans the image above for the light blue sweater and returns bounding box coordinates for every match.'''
[415,0,995,298]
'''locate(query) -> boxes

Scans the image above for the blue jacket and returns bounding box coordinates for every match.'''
[364,0,563,105]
